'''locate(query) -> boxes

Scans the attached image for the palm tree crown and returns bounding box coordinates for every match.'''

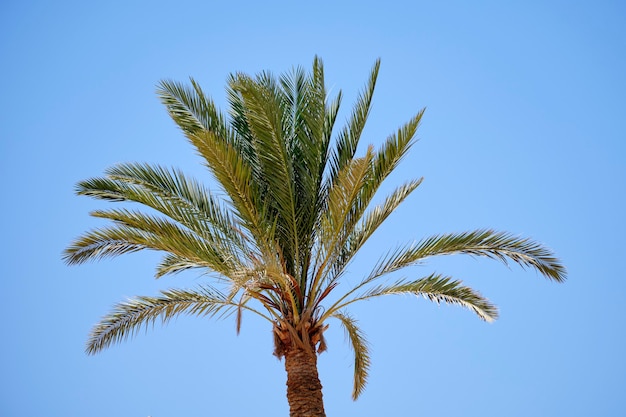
[64,57,565,411]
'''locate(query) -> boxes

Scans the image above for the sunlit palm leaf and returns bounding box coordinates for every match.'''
[64,225,147,264]
[319,109,424,288]
[339,109,424,238]
[370,109,425,188]
[322,152,373,249]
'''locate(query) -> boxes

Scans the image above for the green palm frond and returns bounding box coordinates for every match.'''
[310,150,374,307]
[157,78,228,137]
[86,286,272,355]
[63,210,245,277]
[368,229,566,283]
[77,162,246,250]
[88,207,239,266]
[334,108,424,239]
[280,59,330,257]
[330,178,424,280]
[226,60,336,294]
[329,274,498,323]
[186,128,273,255]
[319,150,374,257]
[158,79,272,258]
[64,225,147,264]
[332,311,371,400]
[155,253,205,278]
[314,107,424,292]
[231,72,302,267]
[225,75,258,161]
[370,109,424,188]
[323,88,342,151]
[328,59,380,184]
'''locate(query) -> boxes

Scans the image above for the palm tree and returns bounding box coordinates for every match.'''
[64,58,565,417]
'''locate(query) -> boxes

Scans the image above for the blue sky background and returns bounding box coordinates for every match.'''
[1,1,625,416]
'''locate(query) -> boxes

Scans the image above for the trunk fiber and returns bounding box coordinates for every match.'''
[284,347,326,417]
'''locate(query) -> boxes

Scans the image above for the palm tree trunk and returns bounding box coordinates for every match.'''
[284,347,326,417]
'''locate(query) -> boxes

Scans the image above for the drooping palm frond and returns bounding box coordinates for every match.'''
[64,225,148,264]
[367,229,566,284]
[327,273,498,323]
[332,311,371,400]
[86,286,273,355]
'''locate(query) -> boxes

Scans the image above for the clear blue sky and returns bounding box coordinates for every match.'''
[1,1,625,416]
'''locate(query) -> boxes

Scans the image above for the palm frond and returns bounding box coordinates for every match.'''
[159,79,272,259]
[225,75,258,161]
[323,88,342,153]
[63,210,245,278]
[187,129,275,258]
[310,150,374,307]
[345,109,424,227]
[157,78,228,137]
[330,274,498,323]
[86,286,271,355]
[369,229,566,283]
[77,162,247,250]
[64,225,147,264]
[370,109,424,187]
[332,311,371,400]
[155,253,205,278]
[322,151,373,246]
[230,72,301,269]
[327,59,380,185]
[286,58,330,241]
[73,176,129,201]
[317,109,425,288]
[330,178,424,280]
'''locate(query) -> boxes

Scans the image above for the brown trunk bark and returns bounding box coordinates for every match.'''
[284,347,326,417]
